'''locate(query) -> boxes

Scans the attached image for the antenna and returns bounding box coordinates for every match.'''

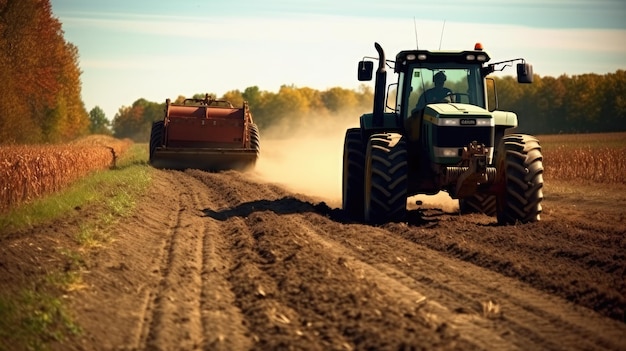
[438,19,446,50]
[413,17,419,50]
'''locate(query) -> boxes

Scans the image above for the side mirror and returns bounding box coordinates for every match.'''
[358,61,374,81]
[517,63,533,83]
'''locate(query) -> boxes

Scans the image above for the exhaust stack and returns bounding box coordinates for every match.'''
[372,42,386,128]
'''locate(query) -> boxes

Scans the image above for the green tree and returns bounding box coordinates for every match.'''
[89,106,111,135]
[242,86,262,110]
[601,70,626,131]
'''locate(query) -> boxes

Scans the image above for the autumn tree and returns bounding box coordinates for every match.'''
[321,87,359,112]
[112,99,164,141]
[221,90,244,107]
[0,0,89,144]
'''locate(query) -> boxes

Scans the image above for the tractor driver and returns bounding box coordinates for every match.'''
[411,71,453,115]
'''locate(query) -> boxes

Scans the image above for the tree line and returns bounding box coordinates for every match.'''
[111,70,626,142]
[494,70,626,134]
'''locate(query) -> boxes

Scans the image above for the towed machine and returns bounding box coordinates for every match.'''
[343,42,544,225]
[149,94,260,171]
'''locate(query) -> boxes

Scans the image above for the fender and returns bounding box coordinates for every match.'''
[360,112,402,131]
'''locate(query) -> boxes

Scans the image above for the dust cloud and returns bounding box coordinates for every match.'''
[251,116,356,208]
[251,114,459,213]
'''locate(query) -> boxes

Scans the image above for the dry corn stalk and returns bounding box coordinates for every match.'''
[0,136,132,212]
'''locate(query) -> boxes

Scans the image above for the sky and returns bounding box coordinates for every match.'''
[50,0,626,121]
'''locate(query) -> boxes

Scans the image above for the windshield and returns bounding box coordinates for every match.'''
[404,65,485,117]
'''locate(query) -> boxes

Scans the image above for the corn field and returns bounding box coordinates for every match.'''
[540,132,626,184]
[0,136,132,212]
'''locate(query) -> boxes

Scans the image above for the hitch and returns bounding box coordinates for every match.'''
[455,141,490,198]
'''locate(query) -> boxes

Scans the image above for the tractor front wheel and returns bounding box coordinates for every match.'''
[364,133,409,224]
[495,134,544,225]
[459,194,497,216]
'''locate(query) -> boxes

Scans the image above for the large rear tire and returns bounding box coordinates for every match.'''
[149,121,164,165]
[459,194,497,216]
[342,128,366,221]
[495,134,544,225]
[364,133,409,224]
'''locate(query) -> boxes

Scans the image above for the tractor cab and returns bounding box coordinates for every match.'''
[358,43,533,120]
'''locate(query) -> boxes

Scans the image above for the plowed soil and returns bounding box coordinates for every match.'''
[2,168,625,350]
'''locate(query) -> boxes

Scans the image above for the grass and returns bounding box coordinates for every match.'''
[0,144,150,236]
[0,290,81,351]
[0,143,151,351]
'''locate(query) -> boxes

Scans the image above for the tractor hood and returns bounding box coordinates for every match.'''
[425,103,492,118]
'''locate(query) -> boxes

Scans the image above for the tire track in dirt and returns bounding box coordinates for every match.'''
[303,215,625,350]
[187,169,322,349]
[189,170,625,350]
[190,170,471,349]
[134,184,185,350]
[288,218,513,350]
[64,168,625,350]
[141,171,205,350]
[186,171,254,351]
[199,216,255,350]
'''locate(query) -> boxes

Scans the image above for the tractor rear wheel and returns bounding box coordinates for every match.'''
[149,121,164,164]
[342,128,366,220]
[364,133,409,223]
[495,134,544,225]
[459,194,497,216]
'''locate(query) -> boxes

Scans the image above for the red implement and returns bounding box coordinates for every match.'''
[149,94,260,171]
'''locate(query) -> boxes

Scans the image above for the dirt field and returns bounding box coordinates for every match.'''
[2,166,624,351]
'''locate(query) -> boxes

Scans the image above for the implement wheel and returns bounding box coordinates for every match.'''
[149,121,164,165]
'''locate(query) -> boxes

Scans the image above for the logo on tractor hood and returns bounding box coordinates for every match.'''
[460,119,477,125]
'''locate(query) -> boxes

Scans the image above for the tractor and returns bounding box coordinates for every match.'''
[342,42,543,225]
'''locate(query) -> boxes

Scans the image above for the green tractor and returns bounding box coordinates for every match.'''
[342,42,543,225]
